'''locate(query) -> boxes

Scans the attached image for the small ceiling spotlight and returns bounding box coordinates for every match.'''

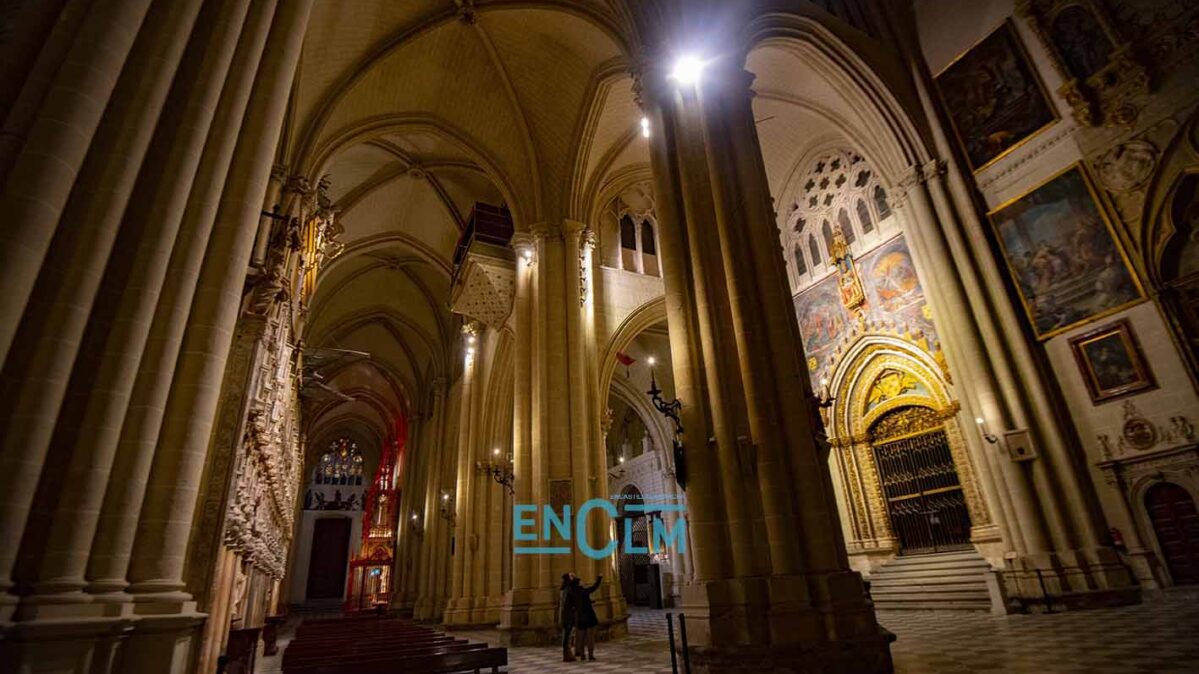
[647,356,656,367]
[640,116,651,138]
[670,54,705,85]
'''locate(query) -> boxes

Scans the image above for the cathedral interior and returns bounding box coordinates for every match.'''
[2,0,1199,673]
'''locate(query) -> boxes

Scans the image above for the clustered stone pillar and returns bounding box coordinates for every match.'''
[0,1,315,672]
[497,221,626,645]
[877,0,1138,606]
[636,47,894,671]
[411,378,455,621]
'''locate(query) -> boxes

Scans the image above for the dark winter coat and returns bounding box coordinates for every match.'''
[559,580,581,627]
[576,576,602,629]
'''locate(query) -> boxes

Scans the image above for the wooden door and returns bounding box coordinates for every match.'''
[306,517,352,599]
[1146,482,1199,585]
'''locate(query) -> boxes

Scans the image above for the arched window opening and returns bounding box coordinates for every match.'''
[837,208,856,244]
[874,185,891,219]
[810,235,823,267]
[641,221,656,255]
[316,438,364,486]
[620,215,637,250]
[822,220,835,256]
[794,244,807,277]
[857,199,874,234]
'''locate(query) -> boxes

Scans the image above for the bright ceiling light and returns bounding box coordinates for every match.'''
[647,356,656,367]
[670,55,704,85]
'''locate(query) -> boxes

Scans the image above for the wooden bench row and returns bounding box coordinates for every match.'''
[282,617,506,674]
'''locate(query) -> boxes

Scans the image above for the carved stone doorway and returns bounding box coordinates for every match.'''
[869,406,973,555]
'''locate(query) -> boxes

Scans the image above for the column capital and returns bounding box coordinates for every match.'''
[528,221,561,240]
[562,218,587,240]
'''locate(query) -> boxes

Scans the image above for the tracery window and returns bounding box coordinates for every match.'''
[611,184,660,277]
[857,199,873,233]
[783,148,894,288]
[620,215,637,250]
[838,208,856,245]
[874,185,891,219]
[641,221,656,255]
[315,438,364,486]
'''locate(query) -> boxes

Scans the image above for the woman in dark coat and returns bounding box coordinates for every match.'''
[573,575,602,660]
[559,573,580,662]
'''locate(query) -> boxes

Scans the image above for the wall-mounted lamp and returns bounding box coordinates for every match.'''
[409,510,424,536]
[639,116,651,138]
[438,489,455,524]
[476,448,515,494]
[520,247,535,267]
[608,455,626,480]
[976,417,999,444]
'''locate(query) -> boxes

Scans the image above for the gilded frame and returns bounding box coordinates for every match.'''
[1068,318,1157,404]
[986,162,1145,340]
[934,18,1060,174]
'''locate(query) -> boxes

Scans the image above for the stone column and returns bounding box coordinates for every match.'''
[882,0,1137,598]
[11,0,250,618]
[497,218,629,645]
[85,0,278,601]
[445,324,480,624]
[499,234,540,632]
[126,0,314,604]
[636,43,893,670]
[893,172,1043,556]
[0,0,154,367]
[413,378,448,620]
[0,0,204,612]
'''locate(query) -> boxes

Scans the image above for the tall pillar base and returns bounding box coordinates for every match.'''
[0,602,203,674]
[677,573,893,674]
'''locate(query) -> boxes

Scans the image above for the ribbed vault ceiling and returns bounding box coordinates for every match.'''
[292,1,910,452]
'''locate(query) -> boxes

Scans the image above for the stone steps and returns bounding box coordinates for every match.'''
[867,550,992,612]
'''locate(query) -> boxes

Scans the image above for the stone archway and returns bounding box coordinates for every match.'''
[825,336,995,568]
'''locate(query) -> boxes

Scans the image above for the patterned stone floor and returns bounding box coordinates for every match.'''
[262,587,1199,673]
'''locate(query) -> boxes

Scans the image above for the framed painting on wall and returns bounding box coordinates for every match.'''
[987,163,1143,339]
[934,20,1058,173]
[1069,319,1156,404]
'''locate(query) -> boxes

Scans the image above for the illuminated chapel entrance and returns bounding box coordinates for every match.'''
[869,406,972,555]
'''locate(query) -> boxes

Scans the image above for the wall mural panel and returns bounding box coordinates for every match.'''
[935,20,1058,172]
[987,164,1143,339]
[794,235,941,387]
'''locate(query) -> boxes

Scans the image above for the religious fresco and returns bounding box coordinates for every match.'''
[987,164,1143,339]
[794,235,940,386]
[935,20,1057,172]
[795,276,849,379]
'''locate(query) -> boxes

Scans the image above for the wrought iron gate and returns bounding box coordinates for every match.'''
[870,407,972,555]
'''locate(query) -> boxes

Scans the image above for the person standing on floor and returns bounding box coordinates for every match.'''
[573,575,603,661]
[559,572,581,662]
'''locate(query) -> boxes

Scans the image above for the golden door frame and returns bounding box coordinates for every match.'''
[825,336,992,562]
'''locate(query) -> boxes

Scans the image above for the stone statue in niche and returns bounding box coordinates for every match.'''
[1017,0,1152,127]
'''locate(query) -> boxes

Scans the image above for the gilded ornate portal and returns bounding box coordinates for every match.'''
[869,406,973,555]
